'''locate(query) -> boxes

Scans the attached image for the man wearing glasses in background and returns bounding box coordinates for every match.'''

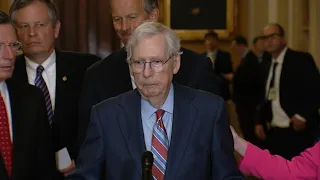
[254,23,320,160]
[0,11,55,180]
[67,21,244,180]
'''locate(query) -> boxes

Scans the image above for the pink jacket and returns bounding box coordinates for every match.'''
[239,142,320,180]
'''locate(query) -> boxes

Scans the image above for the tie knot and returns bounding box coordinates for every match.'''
[37,65,45,75]
[155,109,165,120]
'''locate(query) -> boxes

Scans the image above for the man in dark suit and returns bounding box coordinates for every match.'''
[77,0,220,151]
[8,0,100,177]
[0,11,55,179]
[67,21,243,180]
[202,31,233,101]
[0,155,9,180]
[255,23,320,159]
[231,36,263,145]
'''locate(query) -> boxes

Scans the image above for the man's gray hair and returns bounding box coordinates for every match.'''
[126,21,181,62]
[9,0,59,26]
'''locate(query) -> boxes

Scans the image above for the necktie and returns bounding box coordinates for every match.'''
[0,92,12,176]
[34,65,53,125]
[268,62,278,90]
[151,109,168,180]
[265,62,278,120]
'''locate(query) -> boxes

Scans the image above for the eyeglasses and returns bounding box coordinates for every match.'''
[0,42,22,53]
[129,56,172,73]
[263,33,282,40]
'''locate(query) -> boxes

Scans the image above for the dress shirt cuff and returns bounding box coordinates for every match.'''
[294,114,307,122]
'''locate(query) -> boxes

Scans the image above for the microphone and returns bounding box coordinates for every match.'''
[142,151,153,180]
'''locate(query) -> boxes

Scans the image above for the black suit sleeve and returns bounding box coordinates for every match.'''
[33,88,56,180]
[289,53,320,127]
[196,56,221,95]
[218,52,233,74]
[0,155,9,180]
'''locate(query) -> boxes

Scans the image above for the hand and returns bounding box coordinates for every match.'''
[255,124,266,140]
[230,126,248,156]
[60,160,75,177]
[291,116,306,131]
[230,125,239,139]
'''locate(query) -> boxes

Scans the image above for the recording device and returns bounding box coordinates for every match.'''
[142,151,153,180]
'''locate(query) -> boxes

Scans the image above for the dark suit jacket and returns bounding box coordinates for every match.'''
[12,50,100,161]
[203,50,233,100]
[77,47,220,152]
[258,48,320,135]
[5,79,55,180]
[67,84,244,180]
[232,51,263,107]
[0,155,9,180]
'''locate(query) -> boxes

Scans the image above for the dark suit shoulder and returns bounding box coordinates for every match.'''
[6,79,44,102]
[181,47,203,60]
[286,48,314,61]
[217,49,231,56]
[87,48,126,74]
[93,89,138,111]
[175,84,224,107]
[57,50,100,67]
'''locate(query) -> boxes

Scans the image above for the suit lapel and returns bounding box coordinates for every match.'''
[165,84,197,179]
[5,80,24,178]
[117,90,145,178]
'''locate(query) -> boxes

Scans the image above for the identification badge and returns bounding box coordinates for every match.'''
[268,88,277,100]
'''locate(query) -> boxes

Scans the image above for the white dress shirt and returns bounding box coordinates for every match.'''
[0,81,13,142]
[25,51,56,110]
[265,47,305,128]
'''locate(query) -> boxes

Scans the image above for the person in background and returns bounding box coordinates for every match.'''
[254,23,320,160]
[251,36,268,64]
[0,10,55,180]
[202,31,233,101]
[9,0,100,178]
[231,35,263,145]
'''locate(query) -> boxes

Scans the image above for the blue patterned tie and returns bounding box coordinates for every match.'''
[151,109,168,180]
[34,65,53,125]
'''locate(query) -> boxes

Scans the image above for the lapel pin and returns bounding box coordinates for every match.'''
[62,76,67,81]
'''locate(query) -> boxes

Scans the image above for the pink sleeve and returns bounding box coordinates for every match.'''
[239,142,319,180]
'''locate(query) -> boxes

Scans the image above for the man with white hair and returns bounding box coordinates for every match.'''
[77,0,221,152]
[67,21,244,180]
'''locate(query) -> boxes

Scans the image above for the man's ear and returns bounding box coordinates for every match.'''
[173,55,181,74]
[148,8,159,21]
[54,20,61,39]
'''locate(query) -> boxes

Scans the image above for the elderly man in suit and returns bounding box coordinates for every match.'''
[0,11,55,180]
[8,0,100,178]
[77,0,221,151]
[67,21,244,180]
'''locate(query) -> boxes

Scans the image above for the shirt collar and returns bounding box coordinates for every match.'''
[25,50,56,74]
[0,81,6,96]
[272,47,288,64]
[141,84,174,119]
